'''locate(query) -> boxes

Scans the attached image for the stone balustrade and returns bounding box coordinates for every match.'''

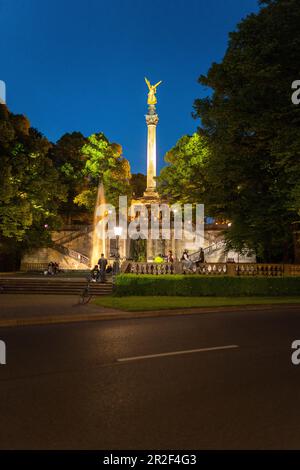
[19,261,300,276]
[197,263,228,275]
[123,262,300,276]
[290,264,300,276]
[21,262,49,272]
[128,262,175,275]
[235,263,284,276]
[68,249,90,266]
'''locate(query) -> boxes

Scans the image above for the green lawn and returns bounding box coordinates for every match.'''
[94,296,300,311]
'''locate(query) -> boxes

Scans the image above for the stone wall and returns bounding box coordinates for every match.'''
[21,247,89,270]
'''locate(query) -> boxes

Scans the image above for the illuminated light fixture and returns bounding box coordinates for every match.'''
[114,226,123,237]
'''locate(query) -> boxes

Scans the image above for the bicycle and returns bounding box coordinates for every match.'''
[78,280,93,305]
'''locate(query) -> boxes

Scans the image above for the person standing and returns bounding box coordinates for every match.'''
[199,247,205,264]
[98,254,107,283]
[167,250,174,263]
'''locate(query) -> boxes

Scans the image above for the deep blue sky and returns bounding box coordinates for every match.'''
[0,0,259,174]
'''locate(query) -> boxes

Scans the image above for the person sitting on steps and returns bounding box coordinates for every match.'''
[90,265,99,282]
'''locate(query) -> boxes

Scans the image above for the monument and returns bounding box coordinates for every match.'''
[143,77,162,199]
[20,77,256,270]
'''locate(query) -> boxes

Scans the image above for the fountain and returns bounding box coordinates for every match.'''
[90,182,107,267]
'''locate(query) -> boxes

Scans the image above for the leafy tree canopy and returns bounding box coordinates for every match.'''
[193,0,300,261]
[0,104,66,248]
[0,107,132,267]
[74,133,131,211]
[131,173,147,198]
[50,131,88,222]
[157,133,209,204]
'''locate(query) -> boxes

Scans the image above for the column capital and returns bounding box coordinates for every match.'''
[146,114,159,126]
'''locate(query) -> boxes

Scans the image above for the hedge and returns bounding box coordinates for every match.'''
[114,274,300,297]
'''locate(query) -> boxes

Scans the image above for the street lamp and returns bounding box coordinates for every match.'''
[113,226,123,274]
[114,226,123,237]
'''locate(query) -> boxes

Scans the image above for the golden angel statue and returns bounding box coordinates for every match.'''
[145,77,162,105]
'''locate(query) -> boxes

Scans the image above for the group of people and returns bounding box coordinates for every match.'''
[90,254,111,283]
[43,247,206,279]
[181,247,205,272]
[154,248,205,267]
[44,261,60,276]
[154,251,174,264]
[89,248,206,279]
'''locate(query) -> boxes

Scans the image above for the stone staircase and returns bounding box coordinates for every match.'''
[52,243,90,266]
[189,241,226,263]
[0,277,113,295]
[54,225,93,246]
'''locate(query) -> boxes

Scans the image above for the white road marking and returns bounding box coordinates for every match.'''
[117,344,239,362]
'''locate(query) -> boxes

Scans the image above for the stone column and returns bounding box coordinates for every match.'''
[144,105,159,196]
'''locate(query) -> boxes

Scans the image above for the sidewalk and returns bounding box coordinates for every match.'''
[0,294,300,328]
[0,295,118,327]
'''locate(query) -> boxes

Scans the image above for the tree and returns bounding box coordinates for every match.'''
[130,173,147,198]
[0,104,66,267]
[157,133,209,204]
[193,0,300,261]
[50,132,87,223]
[74,133,131,211]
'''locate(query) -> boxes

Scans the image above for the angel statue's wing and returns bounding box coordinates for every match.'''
[153,80,162,89]
[145,77,151,90]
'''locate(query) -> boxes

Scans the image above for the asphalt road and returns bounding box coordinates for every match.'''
[0,306,300,449]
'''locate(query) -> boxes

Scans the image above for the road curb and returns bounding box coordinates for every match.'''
[0,303,299,328]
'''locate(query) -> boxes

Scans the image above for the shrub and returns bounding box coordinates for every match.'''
[114,274,300,297]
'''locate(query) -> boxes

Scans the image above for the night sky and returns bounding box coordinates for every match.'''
[0,0,259,174]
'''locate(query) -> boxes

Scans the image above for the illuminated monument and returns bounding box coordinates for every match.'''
[143,77,162,199]
[21,77,256,270]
